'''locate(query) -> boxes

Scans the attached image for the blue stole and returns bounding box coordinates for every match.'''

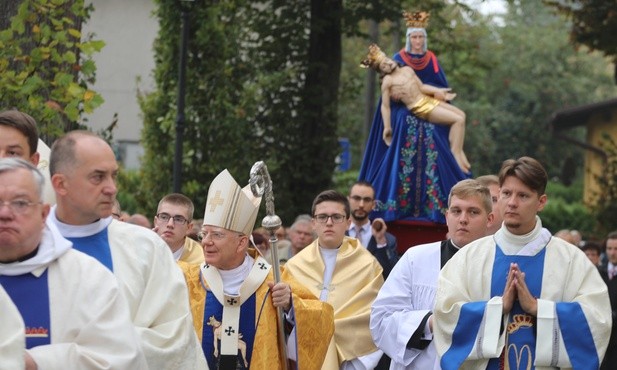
[0,271,51,348]
[442,246,545,370]
[486,246,546,370]
[442,241,600,369]
[202,290,257,370]
[66,228,114,271]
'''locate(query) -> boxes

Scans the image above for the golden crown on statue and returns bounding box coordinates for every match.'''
[360,43,387,69]
[403,10,430,28]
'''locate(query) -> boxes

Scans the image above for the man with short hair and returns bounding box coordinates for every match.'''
[288,215,315,257]
[154,193,204,264]
[582,242,608,282]
[0,284,25,370]
[476,174,502,235]
[180,169,333,369]
[47,131,207,369]
[284,190,385,369]
[0,158,147,369]
[605,231,617,281]
[0,109,54,204]
[347,181,398,278]
[371,179,494,369]
[0,110,39,164]
[434,157,611,369]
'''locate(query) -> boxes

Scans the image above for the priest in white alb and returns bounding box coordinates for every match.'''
[0,158,147,369]
[47,131,207,369]
[434,157,611,370]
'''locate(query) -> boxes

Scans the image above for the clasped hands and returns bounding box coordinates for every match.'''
[502,263,538,316]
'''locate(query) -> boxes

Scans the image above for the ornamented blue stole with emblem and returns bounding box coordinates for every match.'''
[202,290,256,369]
[485,246,546,370]
[199,256,271,370]
[66,228,114,271]
[0,271,51,348]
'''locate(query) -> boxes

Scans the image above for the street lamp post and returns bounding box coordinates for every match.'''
[173,0,193,193]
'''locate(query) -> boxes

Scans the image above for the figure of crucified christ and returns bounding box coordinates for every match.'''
[361,43,470,173]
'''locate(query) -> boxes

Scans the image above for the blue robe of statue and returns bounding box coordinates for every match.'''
[359,49,470,224]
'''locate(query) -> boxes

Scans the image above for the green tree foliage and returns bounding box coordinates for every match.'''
[541,180,596,237]
[545,0,617,81]
[139,0,261,218]
[0,0,104,142]
[455,0,617,177]
[138,0,413,222]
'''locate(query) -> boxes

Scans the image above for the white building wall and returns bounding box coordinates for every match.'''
[82,0,158,169]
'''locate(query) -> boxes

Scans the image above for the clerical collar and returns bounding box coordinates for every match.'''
[449,240,462,250]
[18,247,39,262]
[218,254,253,296]
[495,216,543,251]
[318,243,342,251]
[50,205,112,238]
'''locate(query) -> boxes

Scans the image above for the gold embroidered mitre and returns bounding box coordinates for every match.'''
[403,10,430,29]
[360,43,387,69]
[203,169,261,235]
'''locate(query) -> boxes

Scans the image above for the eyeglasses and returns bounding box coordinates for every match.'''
[156,213,189,225]
[197,230,230,242]
[313,214,347,224]
[350,195,373,203]
[0,199,41,214]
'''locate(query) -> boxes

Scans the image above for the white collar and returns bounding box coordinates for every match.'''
[49,205,113,238]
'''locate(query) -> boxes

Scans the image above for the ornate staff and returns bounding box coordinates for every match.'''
[249,161,288,370]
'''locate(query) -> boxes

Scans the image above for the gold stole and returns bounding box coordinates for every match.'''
[283,237,383,368]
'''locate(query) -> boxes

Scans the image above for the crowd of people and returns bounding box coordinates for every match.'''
[0,9,615,370]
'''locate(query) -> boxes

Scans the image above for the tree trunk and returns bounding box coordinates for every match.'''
[291,0,343,210]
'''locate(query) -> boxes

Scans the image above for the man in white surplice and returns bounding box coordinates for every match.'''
[370,179,494,369]
[0,158,147,369]
[434,157,611,370]
[47,131,207,369]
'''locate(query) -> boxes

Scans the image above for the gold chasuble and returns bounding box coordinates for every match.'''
[180,248,334,370]
[284,237,384,369]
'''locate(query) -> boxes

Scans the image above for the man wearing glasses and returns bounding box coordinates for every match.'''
[284,190,386,369]
[153,193,204,264]
[347,181,398,278]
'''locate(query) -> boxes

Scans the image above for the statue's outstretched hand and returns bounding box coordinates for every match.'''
[383,128,392,146]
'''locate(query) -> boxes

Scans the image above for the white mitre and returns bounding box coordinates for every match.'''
[202,169,261,236]
[37,138,56,205]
